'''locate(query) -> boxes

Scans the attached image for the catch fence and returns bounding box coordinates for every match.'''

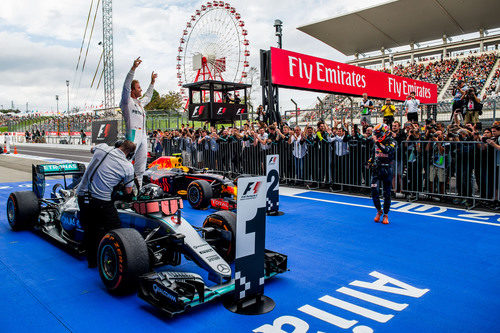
[159,138,499,208]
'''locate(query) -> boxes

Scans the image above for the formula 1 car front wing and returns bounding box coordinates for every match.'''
[138,250,288,317]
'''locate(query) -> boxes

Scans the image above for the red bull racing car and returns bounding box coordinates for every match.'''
[144,156,241,211]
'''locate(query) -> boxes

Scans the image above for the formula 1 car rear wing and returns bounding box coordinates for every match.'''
[32,163,86,199]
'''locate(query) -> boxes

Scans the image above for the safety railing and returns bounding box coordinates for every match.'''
[159,138,499,207]
[283,97,500,126]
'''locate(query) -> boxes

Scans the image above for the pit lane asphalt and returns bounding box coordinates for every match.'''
[0,145,92,183]
[0,155,45,183]
[15,145,92,163]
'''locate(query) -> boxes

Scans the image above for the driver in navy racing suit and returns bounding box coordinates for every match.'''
[370,123,395,225]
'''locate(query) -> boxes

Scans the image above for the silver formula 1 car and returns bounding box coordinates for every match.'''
[6,162,287,316]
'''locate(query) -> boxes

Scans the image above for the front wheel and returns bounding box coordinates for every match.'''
[187,180,213,209]
[203,211,236,263]
[98,228,150,293]
[7,191,39,231]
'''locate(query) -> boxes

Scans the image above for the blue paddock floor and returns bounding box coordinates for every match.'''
[0,181,499,332]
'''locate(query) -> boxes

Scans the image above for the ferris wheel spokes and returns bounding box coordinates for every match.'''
[176,1,249,107]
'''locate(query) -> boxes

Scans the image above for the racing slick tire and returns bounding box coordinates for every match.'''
[187,180,213,209]
[98,228,150,293]
[7,191,39,231]
[203,211,236,263]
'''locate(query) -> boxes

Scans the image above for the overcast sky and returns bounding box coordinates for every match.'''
[0,0,386,113]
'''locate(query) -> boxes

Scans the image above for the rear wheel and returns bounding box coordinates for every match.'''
[203,211,236,263]
[187,180,213,209]
[98,228,150,293]
[7,191,39,231]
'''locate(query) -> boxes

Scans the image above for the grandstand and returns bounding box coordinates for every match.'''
[5,110,119,135]
[289,0,500,126]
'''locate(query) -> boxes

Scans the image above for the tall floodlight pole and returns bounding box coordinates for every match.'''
[56,95,59,113]
[66,80,70,113]
[102,0,115,113]
[274,19,283,49]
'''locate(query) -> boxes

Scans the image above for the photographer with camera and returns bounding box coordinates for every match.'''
[425,130,446,195]
[380,98,396,128]
[462,87,483,125]
[315,121,333,183]
[216,128,232,171]
[391,121,406,193]
[303,125,317,182]
[451,80,468,118]
[344,123,365,186]
[256,105,266,123]
[454,129,475,203]
[475,127,496,200]
[404,122,423,193]
[241,123,256,173]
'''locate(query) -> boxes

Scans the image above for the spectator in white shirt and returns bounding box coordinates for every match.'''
[404,92,420,123]
[289,126,306,179]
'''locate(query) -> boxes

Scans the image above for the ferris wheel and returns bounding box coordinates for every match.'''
[176,1,250,105]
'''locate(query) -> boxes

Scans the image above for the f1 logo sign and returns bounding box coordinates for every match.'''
[266,154,280,213]
[217,107,227,115]
[236,108,245,115]
[243,181,262,196]
[92,120,117,144]
[97,124,110,138]
[235,175,267,300]
[268,156,277,165]
[192,106,205,117]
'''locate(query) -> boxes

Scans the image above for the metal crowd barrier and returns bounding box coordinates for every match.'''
[158,138,499,206]
[5,135,91,145]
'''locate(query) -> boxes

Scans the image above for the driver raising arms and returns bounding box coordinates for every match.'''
[120,57,158,188]
[77,140,136,267]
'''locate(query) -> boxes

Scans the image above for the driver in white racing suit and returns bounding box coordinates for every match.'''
[120,57,157,187]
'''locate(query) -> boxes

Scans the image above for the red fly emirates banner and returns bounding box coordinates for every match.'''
[270,47,438,104]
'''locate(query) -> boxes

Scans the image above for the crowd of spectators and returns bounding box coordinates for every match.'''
[392,58,459,92]
[0,114,11,127]
[6,110,117,134]
[302,51,499,126]
[449,53,497,95]
[485,68,500,95]
[152,108,500,206]
[24,128,46,143]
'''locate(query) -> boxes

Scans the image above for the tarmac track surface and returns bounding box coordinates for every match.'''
[14,146,92,163]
